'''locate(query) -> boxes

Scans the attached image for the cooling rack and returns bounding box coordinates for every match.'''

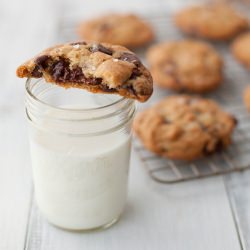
[133,105,250,183]
[58,9,250,183]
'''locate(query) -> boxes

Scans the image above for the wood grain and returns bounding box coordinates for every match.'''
[225,172,250,249]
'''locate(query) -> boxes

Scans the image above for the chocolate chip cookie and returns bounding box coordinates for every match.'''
[174,4,248,40]
[16,41,153,102]
[243,86,250,111]
[134,95,236,161]
[231,32,250,68]
[77,14,154,48]
[146,40,223,93]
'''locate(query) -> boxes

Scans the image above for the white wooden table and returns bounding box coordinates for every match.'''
[1,0,250,249]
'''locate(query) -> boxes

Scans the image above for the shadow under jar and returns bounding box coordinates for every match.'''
[25,78,136,231]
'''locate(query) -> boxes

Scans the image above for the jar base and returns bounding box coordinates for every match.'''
[46,216,120,233]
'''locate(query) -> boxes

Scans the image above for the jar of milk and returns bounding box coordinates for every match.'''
[25,78,135,231]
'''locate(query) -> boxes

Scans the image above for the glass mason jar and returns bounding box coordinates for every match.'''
[25,78,135,231]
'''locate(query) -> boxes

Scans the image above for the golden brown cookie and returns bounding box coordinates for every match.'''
[16,41,153,102]
[77,14,154,48]
[243,86,250,111]
[232,32,250,68]
[146,40,223,93]
[134,95,236,161]
[174,4,248,40]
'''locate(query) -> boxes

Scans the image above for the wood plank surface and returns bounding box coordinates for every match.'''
[0,0,58,249]
[225,172,250,250]
[24,152,241,250]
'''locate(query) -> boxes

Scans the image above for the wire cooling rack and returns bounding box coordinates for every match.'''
[133,105,250,183]
[57,9,250,183]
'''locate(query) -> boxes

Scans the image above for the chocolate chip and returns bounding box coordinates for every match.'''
[197,121,207,131]
[120,84,137,96]
[70,67,83,80]
[70,41,87,46]
[215,140,224,153]
[232,116,238,125]
[130,67,141,79]
[203,140,224,156]
[50,58,102,85]
[163,61,183,87]
[118,53,141,66]
[203,143,212,156]
[101,84,116,92]
[88,77,102,85]
[128,86,137,96]
[184,98,192,105]
[164,63,176,75]
[160,147,168,153]
[51,60,68,80]
[31,65,43,77]
[99,23,112,32]
[164,118,172,124]
[90,44,113,55]
[193,110,201,115]
[35,55,50,69]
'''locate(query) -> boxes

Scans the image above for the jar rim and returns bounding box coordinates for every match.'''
[25,78,128,112]
[25,78,136,136]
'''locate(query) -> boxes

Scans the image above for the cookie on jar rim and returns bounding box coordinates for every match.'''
[146,39,223,93]
[16,41,153,102]
[133,95,237,161]
[174,4,248,41]
[77,13,155,48]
